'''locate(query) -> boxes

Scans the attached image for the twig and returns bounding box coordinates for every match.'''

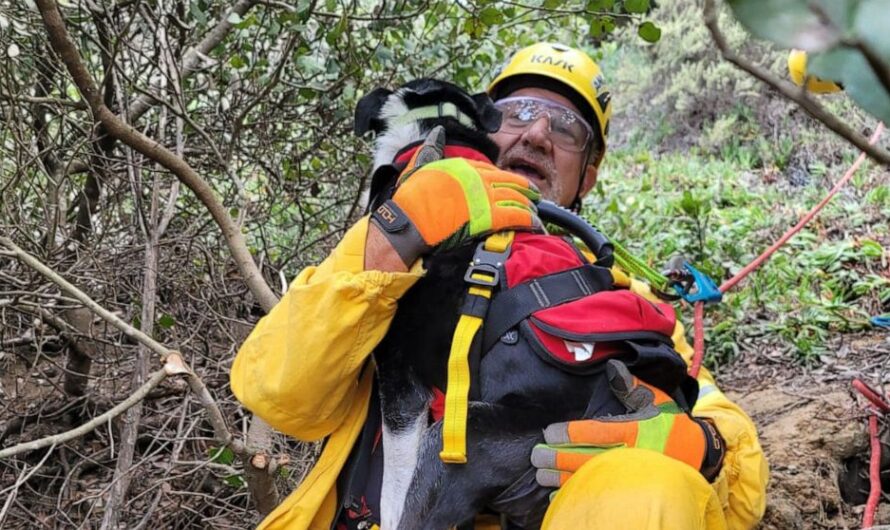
[34,0,282,513]
[702,0,890,168]
[0,370,166,460]
[35,0,278,312]
[124,0,261,123]
[0,236,170,358]
[0,445,57,525]
[0,93,88,109]
[0,237,243,454]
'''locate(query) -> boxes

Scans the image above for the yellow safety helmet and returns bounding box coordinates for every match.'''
[488,42,612,152]
[788,49,842,94]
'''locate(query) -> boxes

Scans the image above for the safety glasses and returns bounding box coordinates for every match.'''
[494,96,594,152]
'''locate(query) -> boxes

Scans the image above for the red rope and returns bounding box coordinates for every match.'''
[864,412,882,529]
[690,301,705,378]
[854,378,890,413]
[689,123,885,378]
[851,379,888,529]
[720,123,885,294]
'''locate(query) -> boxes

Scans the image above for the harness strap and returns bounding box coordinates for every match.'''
[481,265,614,353]
[440,231,514,464]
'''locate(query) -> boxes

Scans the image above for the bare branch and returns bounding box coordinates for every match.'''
[0,93,88,109]
[125,0,261,123]
[703,0,890,167]
[35,0,279,312]
[0,369,167,460]
[0,236,171,358]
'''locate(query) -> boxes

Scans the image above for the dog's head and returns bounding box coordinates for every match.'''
[354,79,503,209]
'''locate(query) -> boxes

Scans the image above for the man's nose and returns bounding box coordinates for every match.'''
[520,115,553,153]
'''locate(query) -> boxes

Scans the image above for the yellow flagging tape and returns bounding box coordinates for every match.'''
[440,231,515,464]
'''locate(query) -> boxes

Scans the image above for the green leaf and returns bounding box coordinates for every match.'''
[679,190,699,216]
[855,0,890,61]
[209,446,236,465]
[809,47,890,124]
[726,0,845,52]
[158,314,176,329]
[227,12,243,25]
[638,21,661,43]
[235,14,257,29]
[190,2,208,25]
[859,239,884,258]
[479,6,504,26]
[229,55,246,69]
[624,0,649,14]
[224,474,246,488]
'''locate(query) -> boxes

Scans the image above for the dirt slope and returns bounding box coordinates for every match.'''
[723,331,890,529]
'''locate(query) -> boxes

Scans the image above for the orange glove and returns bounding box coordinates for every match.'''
[531,360,725,487]
[369,157,541,267]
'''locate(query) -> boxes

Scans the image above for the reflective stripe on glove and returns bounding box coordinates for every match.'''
[370,157,541,267]
[531,360,725,488]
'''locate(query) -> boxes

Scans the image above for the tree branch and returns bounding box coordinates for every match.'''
[0,369,167,460]
[0,237,244,458]
[0,236,170,357]
[125,0,261,123]
[35,0,279,312]
[703,0,890,167]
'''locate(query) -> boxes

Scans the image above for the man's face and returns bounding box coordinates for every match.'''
[490,87,598,207]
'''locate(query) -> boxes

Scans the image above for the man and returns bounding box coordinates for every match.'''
[231,43,768,529]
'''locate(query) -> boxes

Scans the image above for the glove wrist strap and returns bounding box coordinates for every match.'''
[369,201,430,267]
[696,417,726,482]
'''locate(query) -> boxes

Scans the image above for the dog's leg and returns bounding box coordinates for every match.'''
[378,368,431,529]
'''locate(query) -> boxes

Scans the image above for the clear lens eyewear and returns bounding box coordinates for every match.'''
[494,96,593,152]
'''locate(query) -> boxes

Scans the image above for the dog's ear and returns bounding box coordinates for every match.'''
[471,92,503,134]
[354,87,392,135]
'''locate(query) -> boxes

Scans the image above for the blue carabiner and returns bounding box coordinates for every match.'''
[871,315,890,329]
[673,262,723,304]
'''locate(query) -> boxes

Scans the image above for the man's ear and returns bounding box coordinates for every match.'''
[471,92,503,133]
[579,164,598,198]
[354,87,392,135]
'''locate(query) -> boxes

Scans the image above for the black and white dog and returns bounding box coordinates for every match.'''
[354,80,691,529]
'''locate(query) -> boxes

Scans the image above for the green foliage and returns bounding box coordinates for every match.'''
[728,0,890,124]
[588,148,889,363]
[208,446,247,489]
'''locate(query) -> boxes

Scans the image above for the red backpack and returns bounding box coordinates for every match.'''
[438,229,699,464]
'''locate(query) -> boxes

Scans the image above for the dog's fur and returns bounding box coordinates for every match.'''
[356,79,627,530]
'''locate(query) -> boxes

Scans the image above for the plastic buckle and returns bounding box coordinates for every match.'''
[673,262,723,304]
[463,241,508,287]
[871,315,890,329]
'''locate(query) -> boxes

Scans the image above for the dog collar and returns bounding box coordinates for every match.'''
[390,102,478,130]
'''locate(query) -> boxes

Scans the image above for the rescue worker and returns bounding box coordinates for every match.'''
[231,42,769,529]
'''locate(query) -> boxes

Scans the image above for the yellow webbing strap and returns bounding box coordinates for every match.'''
[440,231,514,464]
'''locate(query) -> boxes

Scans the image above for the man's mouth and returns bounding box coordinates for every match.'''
[506,162,546,184]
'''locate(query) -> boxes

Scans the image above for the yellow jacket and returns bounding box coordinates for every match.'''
[231,217,768,529]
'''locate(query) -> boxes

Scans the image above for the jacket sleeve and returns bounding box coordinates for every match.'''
[230,217,424,442]
[630,280,769,529]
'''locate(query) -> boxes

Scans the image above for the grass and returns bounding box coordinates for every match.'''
[584,146,890,366]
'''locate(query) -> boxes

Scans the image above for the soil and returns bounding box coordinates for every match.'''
[720,330,890,529]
